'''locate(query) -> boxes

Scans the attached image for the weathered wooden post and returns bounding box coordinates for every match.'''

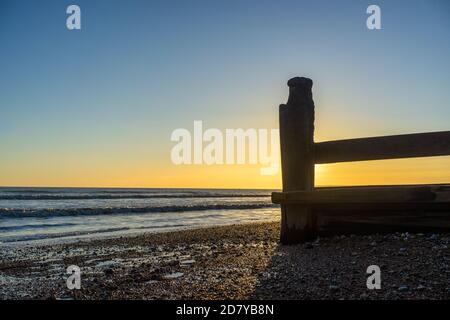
[279,77,317,244]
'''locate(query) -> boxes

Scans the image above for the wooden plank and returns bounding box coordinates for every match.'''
[314,131,450,164]
[317,212,450,236]
[279,77,317,244]
[298,202,450,211]
[272,185,448,204]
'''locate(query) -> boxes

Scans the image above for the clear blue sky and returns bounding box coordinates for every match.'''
[0,0,449,187]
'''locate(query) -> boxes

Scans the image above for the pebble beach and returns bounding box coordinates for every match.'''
[1,222,449,300]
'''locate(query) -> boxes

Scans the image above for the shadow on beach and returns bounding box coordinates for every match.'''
[249,214,450,299]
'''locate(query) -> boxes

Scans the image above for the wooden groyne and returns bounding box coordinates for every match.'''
[273,77,450,244]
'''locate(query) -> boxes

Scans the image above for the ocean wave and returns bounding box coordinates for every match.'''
[0,203,278,218]
[0,222,77,231]
[0,193,271,200]
[0,224,192,243]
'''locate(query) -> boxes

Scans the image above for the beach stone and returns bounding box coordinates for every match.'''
[163,272,184,280]
[180,259,195,266]
[427,234,438,241]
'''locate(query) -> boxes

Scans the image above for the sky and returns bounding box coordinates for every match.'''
[0,0,449,189]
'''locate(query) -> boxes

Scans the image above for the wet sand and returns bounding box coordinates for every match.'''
[1,222,449,299]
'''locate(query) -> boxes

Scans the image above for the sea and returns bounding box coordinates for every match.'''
[0,187,280,244]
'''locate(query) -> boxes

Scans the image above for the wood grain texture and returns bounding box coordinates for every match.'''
[273,185,449,205]
[279,77,317,244]
[315,131,450,164]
